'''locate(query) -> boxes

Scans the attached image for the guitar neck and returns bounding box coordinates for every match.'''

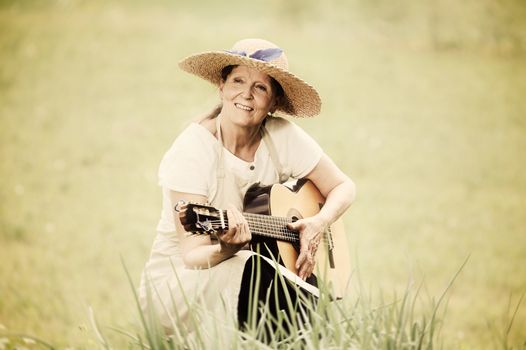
[221,210,299,243]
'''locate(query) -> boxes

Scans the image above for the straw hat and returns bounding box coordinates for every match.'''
[178,38,321,117]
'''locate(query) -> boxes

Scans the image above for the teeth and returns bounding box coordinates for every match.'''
[235,103,253,111]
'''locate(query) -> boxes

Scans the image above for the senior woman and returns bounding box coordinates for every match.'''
[139,38,356,334]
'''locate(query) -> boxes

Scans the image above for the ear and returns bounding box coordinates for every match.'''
[270,95,282,114]
[218,80,225,98]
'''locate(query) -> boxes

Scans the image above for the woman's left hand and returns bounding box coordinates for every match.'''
[287,216,326,280]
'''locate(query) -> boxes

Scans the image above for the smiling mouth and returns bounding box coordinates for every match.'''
[235,103,253,111]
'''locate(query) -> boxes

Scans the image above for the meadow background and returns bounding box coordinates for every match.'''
[1,0,525,348]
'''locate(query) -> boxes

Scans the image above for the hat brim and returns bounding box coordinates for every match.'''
[178,51,321,117]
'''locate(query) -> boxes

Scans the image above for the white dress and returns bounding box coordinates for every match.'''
[138,116,323,331]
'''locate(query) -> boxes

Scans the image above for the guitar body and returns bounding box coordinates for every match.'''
[244,179,351,298]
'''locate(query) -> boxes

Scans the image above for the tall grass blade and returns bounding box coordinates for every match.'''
[88,306,111,349]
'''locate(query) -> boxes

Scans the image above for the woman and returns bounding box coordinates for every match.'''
[139,38,356,334]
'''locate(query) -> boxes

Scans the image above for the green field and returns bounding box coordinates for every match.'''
[1,1,525,348]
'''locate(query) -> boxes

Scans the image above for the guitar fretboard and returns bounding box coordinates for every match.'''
[221,210,300,243]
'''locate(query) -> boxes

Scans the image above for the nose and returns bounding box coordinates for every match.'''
[240,85,253,100]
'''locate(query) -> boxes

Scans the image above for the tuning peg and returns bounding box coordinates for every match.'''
[174,200,187,213]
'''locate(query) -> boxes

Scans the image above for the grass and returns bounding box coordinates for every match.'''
[80,256,467,350]
[1,0,525,349]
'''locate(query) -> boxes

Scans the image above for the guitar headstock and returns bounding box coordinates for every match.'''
[178,202,227,234]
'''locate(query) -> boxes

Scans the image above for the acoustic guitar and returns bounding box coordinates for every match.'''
[179,179,351,298]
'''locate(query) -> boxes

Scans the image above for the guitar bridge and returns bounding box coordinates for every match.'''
[325,226,336,269]
[318,203,336,269]
[219,209,226,230]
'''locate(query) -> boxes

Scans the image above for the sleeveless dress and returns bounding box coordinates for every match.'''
[138,115,323,332]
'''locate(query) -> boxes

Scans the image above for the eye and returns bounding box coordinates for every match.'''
[255,84,268,92]
[232,77,243,83]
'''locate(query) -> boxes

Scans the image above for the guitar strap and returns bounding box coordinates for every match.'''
[260,120,290,184]
[215,115,288,200]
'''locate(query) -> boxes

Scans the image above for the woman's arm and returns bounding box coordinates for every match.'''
[307,153,356,226]
[288,153,356,280]
[169,191,251,269]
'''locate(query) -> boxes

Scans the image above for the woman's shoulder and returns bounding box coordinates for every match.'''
[159,122,217,172]
[197,117,217,137]
[264,115,296,133]
[264,115,321,151]
[170,122,217,151]
[265,115,290,127]
[160,122,218,169]
[265,115,307,140]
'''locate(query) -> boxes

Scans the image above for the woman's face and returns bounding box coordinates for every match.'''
[219,65,278,129]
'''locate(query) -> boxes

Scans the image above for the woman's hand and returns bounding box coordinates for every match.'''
[217,205,252,256]
[288,215,327,280]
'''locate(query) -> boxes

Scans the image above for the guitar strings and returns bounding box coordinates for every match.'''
[242,212,332,246]
[204,210,298,242]
[231,210,295,240]
[201,210,331,246]
[190,206,333,248]
[206,219,298,242]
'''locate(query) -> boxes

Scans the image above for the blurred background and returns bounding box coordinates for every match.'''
[1,0,525,348]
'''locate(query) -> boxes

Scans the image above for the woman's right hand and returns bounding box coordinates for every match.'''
[217,205,252,256]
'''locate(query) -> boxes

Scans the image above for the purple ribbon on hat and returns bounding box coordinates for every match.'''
[225,48,283,62]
